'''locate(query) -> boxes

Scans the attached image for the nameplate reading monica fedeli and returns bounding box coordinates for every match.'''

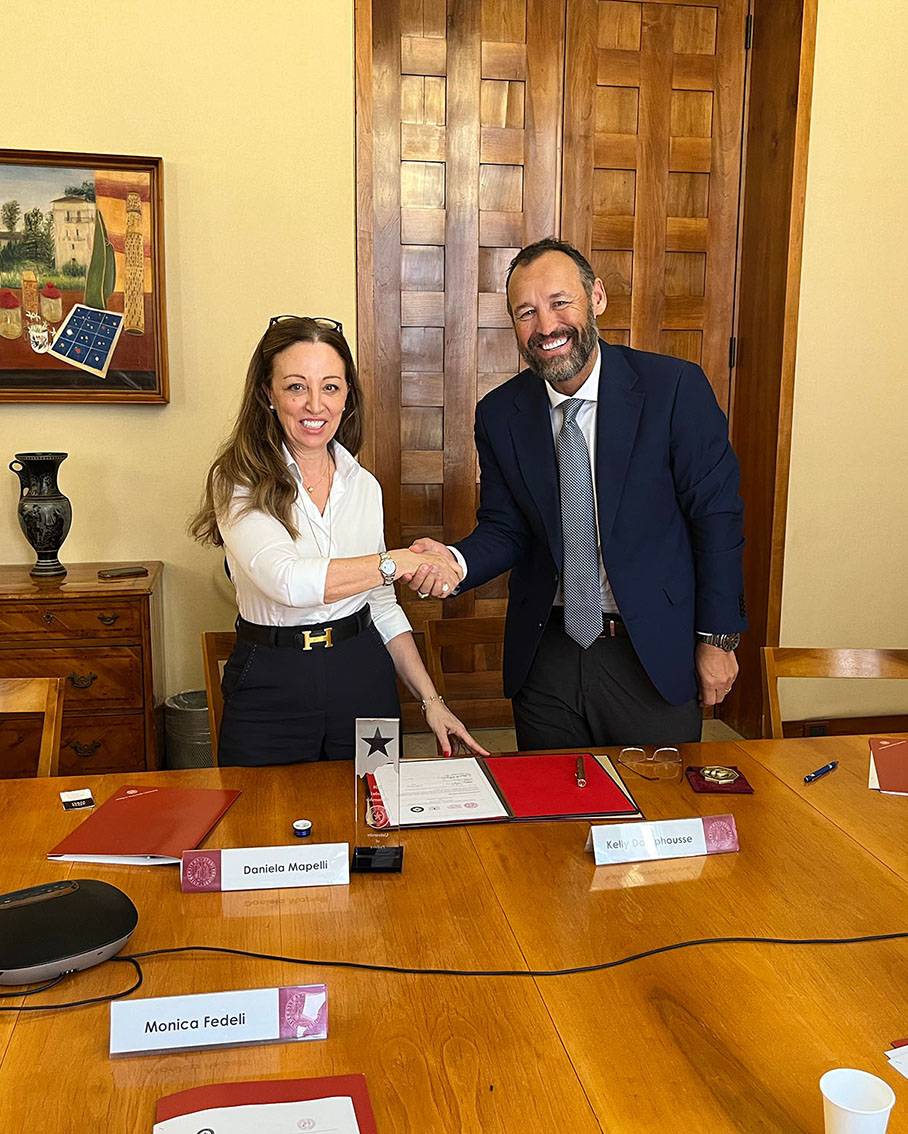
[110,984,328,1057]
[180,843,349,892]
[587,814,739,866]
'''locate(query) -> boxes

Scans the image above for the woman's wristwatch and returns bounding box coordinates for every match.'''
[378,551,397,586]
[696,632,740,651]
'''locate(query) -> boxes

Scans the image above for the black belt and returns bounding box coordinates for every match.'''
[236,606,371,651]
[551,607,628,638]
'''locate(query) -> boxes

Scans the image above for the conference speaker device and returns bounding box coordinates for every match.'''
[0,879,138,985]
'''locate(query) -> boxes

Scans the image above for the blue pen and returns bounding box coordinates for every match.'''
[804,760,838,784]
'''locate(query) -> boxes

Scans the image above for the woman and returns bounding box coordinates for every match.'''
[191,315,485,765]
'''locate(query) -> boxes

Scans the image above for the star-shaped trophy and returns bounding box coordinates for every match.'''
[352,718,403,873]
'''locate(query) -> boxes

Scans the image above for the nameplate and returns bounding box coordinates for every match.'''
[109,983,328,1057]
[587,814,739,865]
[180,843,349,892]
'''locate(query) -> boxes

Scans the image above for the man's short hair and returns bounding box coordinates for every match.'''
[505,237,596,306]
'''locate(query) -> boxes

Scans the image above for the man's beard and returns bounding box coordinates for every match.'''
[519,308,599,387]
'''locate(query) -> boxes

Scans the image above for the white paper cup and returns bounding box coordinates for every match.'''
[820,1068,896,1134]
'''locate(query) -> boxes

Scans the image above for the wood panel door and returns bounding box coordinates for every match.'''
[562,0,748,411]
[357,0,751,724]
[357,0,566,662]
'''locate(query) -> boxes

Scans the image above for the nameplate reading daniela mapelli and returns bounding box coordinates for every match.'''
[180,843,349,892]
[109,984,328,1057]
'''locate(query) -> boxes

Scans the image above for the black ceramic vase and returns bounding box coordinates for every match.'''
[9,452,72,579]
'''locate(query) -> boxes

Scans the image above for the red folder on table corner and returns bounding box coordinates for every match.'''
[154,1075,377,1130]
[870,737,908,794]
[48,783,240,864]
[483,753,639,820]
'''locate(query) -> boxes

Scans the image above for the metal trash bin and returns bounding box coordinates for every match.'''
[164,690,213,768]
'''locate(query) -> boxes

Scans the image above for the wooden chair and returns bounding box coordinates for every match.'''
[201,631,236,765]
[761,647,908,739]
[0,677,65,777]
[423,616,512,734]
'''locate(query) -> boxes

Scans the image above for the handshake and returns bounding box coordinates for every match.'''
[389,538,462,599]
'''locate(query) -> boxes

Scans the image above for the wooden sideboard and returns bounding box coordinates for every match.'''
[0,561,164,776]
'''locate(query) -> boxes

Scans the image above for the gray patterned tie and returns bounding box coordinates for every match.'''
[557,398,603,649]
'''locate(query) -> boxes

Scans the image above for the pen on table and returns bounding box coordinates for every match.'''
[575,755,587,789]
[803,760,838,784]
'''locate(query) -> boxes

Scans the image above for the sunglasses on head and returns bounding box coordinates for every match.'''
[268,315,344,335]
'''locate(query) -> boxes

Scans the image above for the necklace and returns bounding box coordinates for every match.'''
[301,467,334,558]
[302,457,332,495]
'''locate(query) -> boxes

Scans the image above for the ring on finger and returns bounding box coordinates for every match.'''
[417,590,430,599]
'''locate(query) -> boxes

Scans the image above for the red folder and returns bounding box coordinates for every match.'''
[48,784,240,865]
[154,1075,376,1131]
[869,737,908,794]
[483,753,640,820]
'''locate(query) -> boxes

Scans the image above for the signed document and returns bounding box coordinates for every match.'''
[375,757,509,826]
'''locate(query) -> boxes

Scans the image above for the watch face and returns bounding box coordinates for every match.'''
[380,556,396,579]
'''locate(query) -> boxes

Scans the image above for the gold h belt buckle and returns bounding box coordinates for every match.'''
[298,627,334,650]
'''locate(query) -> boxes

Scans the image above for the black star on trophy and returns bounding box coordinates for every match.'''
[352,717,403,873]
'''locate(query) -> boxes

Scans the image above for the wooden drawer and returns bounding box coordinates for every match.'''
[0,599,142,642]
[0,647,144,710]
[0,713,146,778]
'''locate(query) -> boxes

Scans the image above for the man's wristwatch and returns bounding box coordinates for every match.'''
[696,632,741,652]
[378,551,397,586]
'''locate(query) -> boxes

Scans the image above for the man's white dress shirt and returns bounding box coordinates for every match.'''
[217,442,411,644]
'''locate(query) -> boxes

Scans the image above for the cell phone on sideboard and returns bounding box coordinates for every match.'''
[97,566,149,579]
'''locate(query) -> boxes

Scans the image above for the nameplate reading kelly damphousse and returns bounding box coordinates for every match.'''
[586,814,739,866]
[180,843,349,892]
[109,984,328,1057]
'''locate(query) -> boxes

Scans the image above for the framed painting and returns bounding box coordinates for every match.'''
[0,149,168,403]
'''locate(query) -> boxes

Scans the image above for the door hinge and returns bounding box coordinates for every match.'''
[745,13,753,50]
[728,336,737,369]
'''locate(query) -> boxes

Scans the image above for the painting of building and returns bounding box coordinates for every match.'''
[51,195,96,270]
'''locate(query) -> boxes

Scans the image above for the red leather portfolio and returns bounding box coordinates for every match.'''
[154,1075,377,1131]
[48,783,240,864]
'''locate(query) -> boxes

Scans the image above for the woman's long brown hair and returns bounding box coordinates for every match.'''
[189,318,364,546]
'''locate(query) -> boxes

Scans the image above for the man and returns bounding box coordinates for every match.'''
[408,237,745,749]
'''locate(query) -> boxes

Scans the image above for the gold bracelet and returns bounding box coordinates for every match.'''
[420,694,445,714]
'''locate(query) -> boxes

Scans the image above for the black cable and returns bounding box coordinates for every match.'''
[4,930,905,1015]
[0,955,143,1012]
[0,972,66,999]
[124,928,908,979]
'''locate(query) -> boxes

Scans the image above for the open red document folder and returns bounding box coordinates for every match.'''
[48,784,240,865]
[373,752,641,827]
[153,1075,376,1132]
[484,753,639,820]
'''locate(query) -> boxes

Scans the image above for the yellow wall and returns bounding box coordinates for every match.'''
[1,2,356,695]
[780,1,908,719]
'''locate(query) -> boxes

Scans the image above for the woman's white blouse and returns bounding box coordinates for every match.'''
[217,443,411,644]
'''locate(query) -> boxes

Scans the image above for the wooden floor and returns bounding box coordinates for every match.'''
[0,734,905,1132]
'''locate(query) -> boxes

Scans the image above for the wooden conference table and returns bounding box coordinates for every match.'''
[0,735,906,1132]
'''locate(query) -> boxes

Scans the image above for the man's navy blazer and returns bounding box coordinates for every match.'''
[453,340,746,705]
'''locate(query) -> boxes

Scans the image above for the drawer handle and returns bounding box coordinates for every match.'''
[66,739,101,758]
[42,611,56,625]
[97,612,119,626]
[67,671,98,689]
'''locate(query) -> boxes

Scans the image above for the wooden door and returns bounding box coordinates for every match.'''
[357,0,567,696]
[357,0,750,725]
[563,0,748,411]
